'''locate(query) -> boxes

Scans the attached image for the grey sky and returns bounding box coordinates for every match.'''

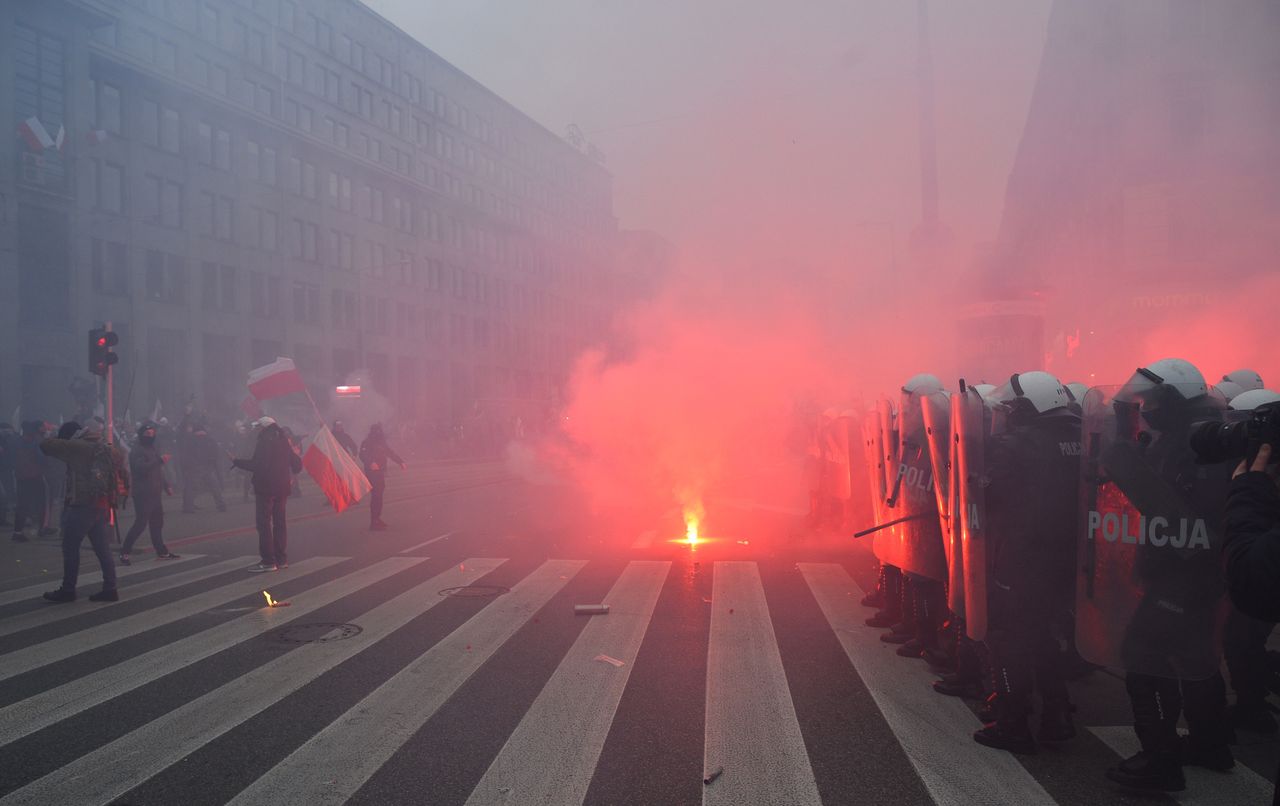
[363,0,1052,261]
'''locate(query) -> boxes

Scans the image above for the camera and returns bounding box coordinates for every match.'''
[1190,401,1280,465]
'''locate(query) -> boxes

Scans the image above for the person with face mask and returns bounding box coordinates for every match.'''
[120,422,179,564]
[359,423,405,530]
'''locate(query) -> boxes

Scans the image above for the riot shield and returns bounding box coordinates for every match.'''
[955,388,990,640]
[872,398,906,569]
[888,391,947,581]
[1074,385,1233,680]
[860,416,885,529]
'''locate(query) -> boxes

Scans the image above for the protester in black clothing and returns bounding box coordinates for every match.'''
[182,424,226,513]
[232,417,301,572]
[11,422,48,542]
[121,422,179,564]
[1222,442,1280,805]
[359,423,405,530]
[0,422,16,526]
[333,421,358,457]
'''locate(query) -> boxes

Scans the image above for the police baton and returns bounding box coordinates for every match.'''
[852,514,926,538]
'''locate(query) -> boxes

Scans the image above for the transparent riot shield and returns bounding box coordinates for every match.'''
[956,388,990,640]
[873,397,906,569]
[1074,385,1233,680]
[888,391,947,581]
[860,416,885,530]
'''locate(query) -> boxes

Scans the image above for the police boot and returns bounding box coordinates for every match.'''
[864,609,899,628]
[973,695,1037,755]
[1181,673,1234,769]
[1106,751,1185,792]
[1227,701,1278,736]
[880,622,914,644]
[932,672,983,700]
[896,638,925,658]
[860,565,886,609]
[1038,698,1076,743]
[1179,735,1234,772]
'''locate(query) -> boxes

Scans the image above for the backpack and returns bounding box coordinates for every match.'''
[84,442,122,506]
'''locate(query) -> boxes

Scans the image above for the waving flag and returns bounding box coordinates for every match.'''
[246,357,306,401]
[18,116,54,152]
[303,424,371,512]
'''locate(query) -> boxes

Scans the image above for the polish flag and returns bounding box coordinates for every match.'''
[303,424,371,512]
[246,357,306,401]
[18,116,54,152]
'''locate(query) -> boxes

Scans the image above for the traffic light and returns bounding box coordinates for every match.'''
[89,327,119,377]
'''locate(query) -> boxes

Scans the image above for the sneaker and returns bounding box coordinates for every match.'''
[155,552,181,560]
[42,588,75,603]
[89,589,119,602]
[11,532,28,543]
[247,562,278,573]
[119,553,131,566]
[277,561,288,569]
[1106,750,1185,792]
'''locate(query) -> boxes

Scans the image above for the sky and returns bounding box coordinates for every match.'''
[362,0,1053,261]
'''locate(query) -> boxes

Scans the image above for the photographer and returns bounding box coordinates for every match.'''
[1223,441,1280,621]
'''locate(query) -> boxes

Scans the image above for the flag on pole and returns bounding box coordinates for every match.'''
[11,406,20,429]
[18,116,54,152]
[54,124,65,153]
[246,357,306,401]
[302,425,371,513]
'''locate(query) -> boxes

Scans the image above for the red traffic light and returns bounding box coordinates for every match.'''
[88,328,119,377]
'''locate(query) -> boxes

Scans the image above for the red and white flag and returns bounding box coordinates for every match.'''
[18,116,54,152]
[303,424,371,513]
[54,124,65,153]
[246,357,306,401]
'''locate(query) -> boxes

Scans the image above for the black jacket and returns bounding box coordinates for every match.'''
[1222,471,1280,623]
[129,442,168,499]
[232,425,302,497]
[359,435,403,474]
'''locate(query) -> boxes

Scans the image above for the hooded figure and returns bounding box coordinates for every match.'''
[120,422,179,564]
[232,418,302,572]
[39,420,129,602]
[359,423,405,530]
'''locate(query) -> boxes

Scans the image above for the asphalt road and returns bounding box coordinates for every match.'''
[0,469,1276,805]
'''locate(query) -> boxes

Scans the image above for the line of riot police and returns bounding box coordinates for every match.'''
[853,360,1279,793]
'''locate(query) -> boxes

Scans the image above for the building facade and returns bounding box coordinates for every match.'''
[0,0,622,428]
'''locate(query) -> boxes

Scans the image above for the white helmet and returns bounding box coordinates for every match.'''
[1117,358,1208,407]
[1064,382,1089,403]
[902,373,943,397]
[1229,388,1280,411]
[994,371,1072,415]
[1213,380,1245,403]
[1223,369,1264,392]
[971,383,997,400]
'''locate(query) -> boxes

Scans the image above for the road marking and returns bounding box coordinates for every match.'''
[630,530,657,550]
[1089,726,1274,805]
[799,563,1059,806]
[0,557,255,638]
[0,558,506,806]
[0,555,204,606]
[465,561,670,806]
[0,557,346,684]
[0,557,427,749]
[704,562,822,806]
[228,559,586,806]
[400,531,453,553]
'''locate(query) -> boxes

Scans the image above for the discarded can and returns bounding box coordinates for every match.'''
[703,767,724,785]
[574,604,610,616]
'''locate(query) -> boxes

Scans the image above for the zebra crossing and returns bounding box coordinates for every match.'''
[0,551,1273,805]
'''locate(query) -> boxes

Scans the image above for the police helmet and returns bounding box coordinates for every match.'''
[1223,369,1264,392]
[1229,388,1280,412]
[993,371,1072,415]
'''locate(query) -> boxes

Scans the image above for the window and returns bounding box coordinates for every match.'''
[141,99,160,147]
[201,261,218,311]
[91,239,128,296]
[220,265,238,312]
[262,146,277,185]
[215,129,231,171]
[302,161,316,199]
[216,196,233,240]
[246,140,260,180]
[161,180,182,228]
[145,250,186,303]
[98,161,123,212]
[197,122,213,165]
[161,107,179,153]
[98,82,122,134]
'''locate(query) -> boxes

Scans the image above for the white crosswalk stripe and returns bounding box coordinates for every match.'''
[0,554,204,607]
[1,556,1274,806]
[0,556,255,638]
[0,557,346,684]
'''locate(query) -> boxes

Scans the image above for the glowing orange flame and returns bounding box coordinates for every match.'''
[683,510,701,549]
[263,590,276,607]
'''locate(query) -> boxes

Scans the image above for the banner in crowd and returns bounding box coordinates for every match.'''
[303,424,371,512]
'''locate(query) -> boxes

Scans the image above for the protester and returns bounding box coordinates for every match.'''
[120,422,180,564]
[359,423,405,530]
[333,421,358,457]
[232,417,301,572]
[182,422,226,513]
[39,420,128,603]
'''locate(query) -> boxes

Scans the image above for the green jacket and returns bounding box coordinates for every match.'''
[40,437,129,508]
